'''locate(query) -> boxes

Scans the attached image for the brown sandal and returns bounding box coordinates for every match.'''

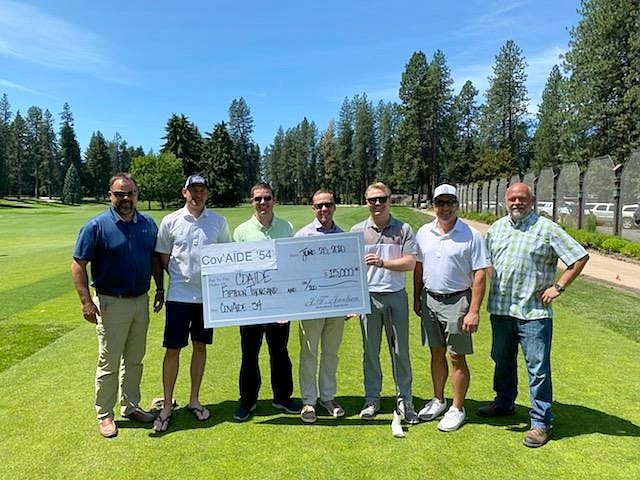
[187,404,210,421]
[152,411,171,432]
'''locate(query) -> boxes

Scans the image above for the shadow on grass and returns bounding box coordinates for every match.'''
[463,398,640,440]
[123,396,640,439]
[135,396,431,436]
[0,271,72,321]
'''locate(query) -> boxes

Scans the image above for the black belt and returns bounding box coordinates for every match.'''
[96,290,141,298]
[425,288,470,301]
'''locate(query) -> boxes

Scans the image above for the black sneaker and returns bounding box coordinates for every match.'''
[476,402,516,418]
[272,398,301,414]
[233,403,256,421]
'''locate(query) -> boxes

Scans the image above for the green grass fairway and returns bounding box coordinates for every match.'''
[1,200,639,479]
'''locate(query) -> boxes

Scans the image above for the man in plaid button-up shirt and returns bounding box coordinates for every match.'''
[479,182,589,448]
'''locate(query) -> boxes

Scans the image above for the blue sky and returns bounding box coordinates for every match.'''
[0,0,581,154]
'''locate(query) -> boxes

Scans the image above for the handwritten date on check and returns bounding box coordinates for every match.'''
[200,232,371,327]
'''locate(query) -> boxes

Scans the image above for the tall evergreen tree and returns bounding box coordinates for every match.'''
[350,94,377,197]
[375,101,400,185]
[564,0,640,164]
[264,127,286,193]
[85,131,112,199]
[8,111,28,198]
[532,65,570,172]
[0,94,12,197]
[40,109,59,198]
[447,80,480,183]
[335,98,355,202]
[318,120,337,191]
[422,50,455,195]
[58,103,82,194]
[203,121,243,206]
[26,106,54,197]
[395,51,430,194]
[479,40,530,178]
[228,97,258,191]
[161,113,203,175]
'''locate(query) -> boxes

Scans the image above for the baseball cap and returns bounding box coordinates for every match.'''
[433,184,457,200]
[184,174,208,188]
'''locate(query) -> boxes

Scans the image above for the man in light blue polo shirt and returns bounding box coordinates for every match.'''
[295,189,346,423]
[479,182,589,448]
[413,184,491,432]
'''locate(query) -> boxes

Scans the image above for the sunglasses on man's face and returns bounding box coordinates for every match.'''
[434,199,457,207]
[366,196,388,205]
[253,196,273,203]
[110,190,136,199]
[313,202,334,210]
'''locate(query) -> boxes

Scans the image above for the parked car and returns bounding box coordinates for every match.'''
[622,204,639,229]
[536,201,571,217]
[588,203,615,224]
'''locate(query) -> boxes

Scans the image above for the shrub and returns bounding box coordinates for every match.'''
[600,237,629,253]
[620,242,640,259]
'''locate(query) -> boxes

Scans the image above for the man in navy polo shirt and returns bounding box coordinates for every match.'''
[71,172,165,438]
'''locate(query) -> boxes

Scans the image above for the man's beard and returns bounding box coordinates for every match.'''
[116,201,133,216]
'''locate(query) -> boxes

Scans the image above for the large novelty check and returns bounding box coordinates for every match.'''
[201,232,371,327]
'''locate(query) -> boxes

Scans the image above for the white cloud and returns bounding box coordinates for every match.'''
[0,78,50,97]
[0,0,133,82]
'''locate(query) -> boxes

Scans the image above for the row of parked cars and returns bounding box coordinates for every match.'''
[537,201,640,229]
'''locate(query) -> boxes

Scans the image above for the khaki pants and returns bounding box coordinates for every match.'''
[298,317,345,406]
[94,293,149,420]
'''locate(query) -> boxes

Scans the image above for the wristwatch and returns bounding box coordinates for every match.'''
[553,283,565,293]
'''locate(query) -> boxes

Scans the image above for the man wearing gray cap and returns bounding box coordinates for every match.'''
[153,174,232,432]
[413,184,491,431]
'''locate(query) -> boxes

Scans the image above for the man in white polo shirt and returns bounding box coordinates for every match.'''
[413,184,491,431]
[153,174,232,432]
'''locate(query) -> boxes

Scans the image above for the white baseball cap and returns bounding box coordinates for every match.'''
[433,184,457,200]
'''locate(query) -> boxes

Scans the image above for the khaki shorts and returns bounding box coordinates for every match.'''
[420,289,473,355]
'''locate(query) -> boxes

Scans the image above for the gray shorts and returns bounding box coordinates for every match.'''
[421,289,473,355]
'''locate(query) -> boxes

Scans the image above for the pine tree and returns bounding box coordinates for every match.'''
[351,94,377,197]
[203,121,243,206]
[59,103,82,194]
[447,81,480,183]
[335,98,355,202]
[564,0,640,163]
[532,65,570,172]
[228,98,258,192]
[0,94,11,197]
[8,111,28,198]
[85,131,112,199]
[161,114,203,175]
[396,51,430,195]
[61,163,82,204]
[479,40,530,178]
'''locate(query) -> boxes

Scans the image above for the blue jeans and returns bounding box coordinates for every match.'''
[489,314,553,428]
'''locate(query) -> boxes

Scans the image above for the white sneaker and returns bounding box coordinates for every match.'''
[418,397,448,421]
[437,406,466,432]
[359,402,380,420]
[397,400,420,425]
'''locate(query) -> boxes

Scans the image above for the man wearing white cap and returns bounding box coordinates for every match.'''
[153,174,232,432]
[413,184,491,431]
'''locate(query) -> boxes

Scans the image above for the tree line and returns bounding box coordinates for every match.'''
[263,0,638,203]
[0,0,637,207]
